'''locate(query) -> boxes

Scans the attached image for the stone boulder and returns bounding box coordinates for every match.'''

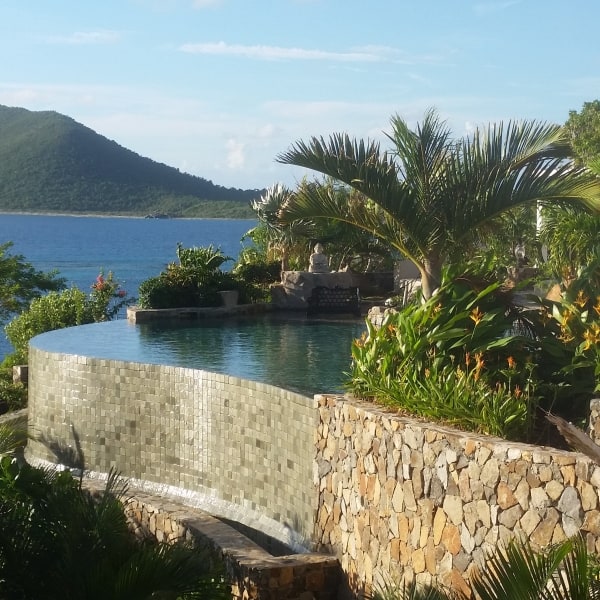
[271,271,357,310]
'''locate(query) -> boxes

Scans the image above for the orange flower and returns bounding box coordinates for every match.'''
[507,356,516,369]
[514,385,522,398]
[473,352,485,380]
[354,332,367,348]
[583,323,600,350]
[470,307,484,325]
[574,289,589,308]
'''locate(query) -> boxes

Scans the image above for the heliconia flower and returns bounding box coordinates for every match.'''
[473,352,485,380]
[574,289,589,308]
[469,307,484,325]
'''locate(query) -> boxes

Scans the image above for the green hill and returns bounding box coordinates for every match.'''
[0,105,261,218]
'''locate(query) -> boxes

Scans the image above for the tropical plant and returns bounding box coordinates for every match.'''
[469,535,600,600]
[565,99,600,166]
[0,458,228,599]
[246,182,310,272]
[539,205,600,287]
[4,273,134,367]
[88,270,131,321]
[138,244,240,309]
[462,203,540,283]
[349,266,600,443]
[0,372,28,412]
[277,108,600,299]
[232,253,281,303]
[349,276,539,440]
[0,420,27,455]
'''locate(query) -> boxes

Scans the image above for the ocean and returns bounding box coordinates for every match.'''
[0,213,256,358]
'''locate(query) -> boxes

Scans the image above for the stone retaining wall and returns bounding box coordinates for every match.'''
[314,395,600,597]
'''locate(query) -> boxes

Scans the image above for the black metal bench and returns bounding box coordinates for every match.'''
[307,286,361,316]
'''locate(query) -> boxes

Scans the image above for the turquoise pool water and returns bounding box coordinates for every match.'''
[31,314,367,395]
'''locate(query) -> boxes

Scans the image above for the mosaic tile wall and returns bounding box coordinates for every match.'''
[26,346,318,546]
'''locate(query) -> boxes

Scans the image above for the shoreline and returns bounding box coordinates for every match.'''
[0,211,255,221]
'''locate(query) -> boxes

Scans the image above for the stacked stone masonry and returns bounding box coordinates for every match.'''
[83,479,340,600]
[25,338,600,598]
[314,395,600,597]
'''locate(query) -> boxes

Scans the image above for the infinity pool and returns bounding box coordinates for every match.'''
[31,314,367,395]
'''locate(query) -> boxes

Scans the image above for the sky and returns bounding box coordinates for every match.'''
[0,1,598,192]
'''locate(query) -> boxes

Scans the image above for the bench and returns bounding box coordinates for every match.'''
[307,286,361,316]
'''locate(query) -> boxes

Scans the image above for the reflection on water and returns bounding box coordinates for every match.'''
[32,314,367,395]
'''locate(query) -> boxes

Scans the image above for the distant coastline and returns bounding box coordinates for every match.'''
[0,210,255,221]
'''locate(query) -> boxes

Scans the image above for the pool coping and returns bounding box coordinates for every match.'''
[127,302,275,323]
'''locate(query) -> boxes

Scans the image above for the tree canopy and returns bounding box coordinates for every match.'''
[0,242,65,324]
[278,108,600,298]
[565,100,600,165]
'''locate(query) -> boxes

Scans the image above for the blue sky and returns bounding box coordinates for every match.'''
[0,1,598,191]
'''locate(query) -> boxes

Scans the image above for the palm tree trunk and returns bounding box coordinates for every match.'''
[420,257,443,300]
[281,247,289,272]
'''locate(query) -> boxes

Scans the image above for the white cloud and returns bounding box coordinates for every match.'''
[225,139,246,169]
[179,41,382,62]
[44,30,121,45]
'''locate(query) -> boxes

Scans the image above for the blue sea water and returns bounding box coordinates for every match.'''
[0,213,256,357]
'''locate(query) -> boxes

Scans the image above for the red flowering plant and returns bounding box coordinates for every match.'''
[89,271,132,321]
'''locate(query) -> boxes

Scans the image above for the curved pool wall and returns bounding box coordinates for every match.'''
[26,342,319,551]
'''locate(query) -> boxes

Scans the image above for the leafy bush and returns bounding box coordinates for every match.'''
[0,457,228,599]
[3,273,132,366]
[138,244,252,308]
[350,278,537,440]
[232,255,281,303]
[0,370,27,413]
[349,274,600,444]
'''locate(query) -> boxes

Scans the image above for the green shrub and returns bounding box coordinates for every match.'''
[349,273,600,444]
[0,457,229,599]
[350,279,537,440]
[0,372,27,413]
[138,244,247,309]
[3,273,133,366]
[232,258,280,303]
[4,288,91,363]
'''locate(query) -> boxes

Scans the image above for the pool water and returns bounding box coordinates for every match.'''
[31,314,367,396]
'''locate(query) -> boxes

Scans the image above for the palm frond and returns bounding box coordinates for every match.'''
[470,536,600,600]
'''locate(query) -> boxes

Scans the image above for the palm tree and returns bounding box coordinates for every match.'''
[248,183,309,272]
[277,109,600,299]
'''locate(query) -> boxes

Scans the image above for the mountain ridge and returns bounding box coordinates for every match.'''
[0,105,261,218]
